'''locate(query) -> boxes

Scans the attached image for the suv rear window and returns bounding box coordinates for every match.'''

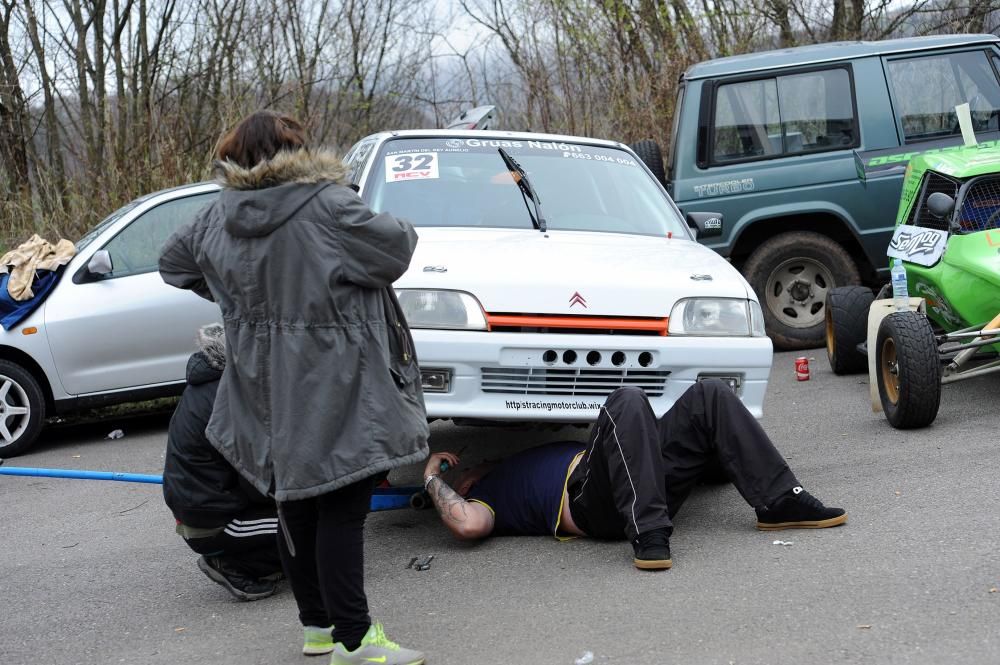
[711,67,856,164]
[887,50,1000,143]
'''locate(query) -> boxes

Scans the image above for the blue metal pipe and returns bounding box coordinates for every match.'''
[0,464,419,511]
[0,466,163,484]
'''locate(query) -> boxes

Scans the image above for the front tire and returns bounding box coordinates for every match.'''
[743,231,861,350]
[875,312,941,429]
[0,359,46,457]
[826,286,874,374]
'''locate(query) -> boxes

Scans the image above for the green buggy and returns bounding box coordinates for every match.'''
[825,143,1000,429]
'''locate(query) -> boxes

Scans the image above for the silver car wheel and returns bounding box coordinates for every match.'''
[764,257,834,330]
[0,375,31,446]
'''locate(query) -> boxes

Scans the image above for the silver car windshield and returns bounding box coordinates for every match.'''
[366,137,686,237]
[75,199,142,251]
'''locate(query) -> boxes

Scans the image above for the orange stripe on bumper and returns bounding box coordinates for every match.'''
[485,314,669,336]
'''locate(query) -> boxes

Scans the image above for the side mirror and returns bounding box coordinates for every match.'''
[686,212,723,239]
[927,192,955,220]
[86,250,113,279]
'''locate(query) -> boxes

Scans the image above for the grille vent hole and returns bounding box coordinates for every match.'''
[586,351,602,366]
[611,351,626,366]
[638,352,654,367]
[562,350,577,365]
[542,350,557,365]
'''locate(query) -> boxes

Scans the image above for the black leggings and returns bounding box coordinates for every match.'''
[277,475,381,647]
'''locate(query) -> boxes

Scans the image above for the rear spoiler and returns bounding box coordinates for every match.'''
[854,132,1000,181]
[445,105,499,130]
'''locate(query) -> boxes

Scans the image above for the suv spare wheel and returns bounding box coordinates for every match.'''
[629,140,666,184]
[743,231,861,350]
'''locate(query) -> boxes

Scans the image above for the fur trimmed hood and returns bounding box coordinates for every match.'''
[186,323,226,386]
[197,323,226,371]
[213,149,353,239]
[214,149,349,191]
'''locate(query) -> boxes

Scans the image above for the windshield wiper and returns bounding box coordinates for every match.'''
[498,148,547,232]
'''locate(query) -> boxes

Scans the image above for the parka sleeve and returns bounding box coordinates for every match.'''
[159,224,215,302]
[334,191,418,288]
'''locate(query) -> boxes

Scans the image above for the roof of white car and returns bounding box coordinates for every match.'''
[359,128,627,148]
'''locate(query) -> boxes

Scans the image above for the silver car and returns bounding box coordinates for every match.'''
[0,183,222,456]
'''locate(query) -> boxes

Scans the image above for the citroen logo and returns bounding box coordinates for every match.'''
[569,291,588,308]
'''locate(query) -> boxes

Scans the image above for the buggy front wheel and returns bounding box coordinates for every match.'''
[875,312,941,429]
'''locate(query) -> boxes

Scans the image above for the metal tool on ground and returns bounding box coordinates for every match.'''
[413,555,435,571]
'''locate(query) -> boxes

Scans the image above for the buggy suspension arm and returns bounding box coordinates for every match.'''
[945,312,1000,374]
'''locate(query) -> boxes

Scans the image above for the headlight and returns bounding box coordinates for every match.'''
[668,298,752,336]
[396,289,487,330]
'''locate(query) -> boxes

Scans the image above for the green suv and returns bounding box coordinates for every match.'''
[638,34,1000,349]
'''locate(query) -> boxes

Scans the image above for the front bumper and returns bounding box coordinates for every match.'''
[411,330,773,421]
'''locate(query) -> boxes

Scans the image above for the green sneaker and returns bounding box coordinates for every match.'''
[330,623,424,665]
[303,625,335,656]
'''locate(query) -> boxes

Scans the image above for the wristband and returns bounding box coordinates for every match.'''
[424,474,439,490]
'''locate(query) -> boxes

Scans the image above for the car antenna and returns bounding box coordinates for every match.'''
[497,147,547,232]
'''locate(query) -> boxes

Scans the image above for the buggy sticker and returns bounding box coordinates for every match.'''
[914,282,963,328]
[887,225,947,267]
[385,152,439,183]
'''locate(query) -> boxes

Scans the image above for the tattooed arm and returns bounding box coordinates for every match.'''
[424,453,495,540]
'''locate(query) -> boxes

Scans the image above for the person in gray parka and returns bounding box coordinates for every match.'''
[159,111,428,665]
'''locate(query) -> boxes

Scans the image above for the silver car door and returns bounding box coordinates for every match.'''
[44,191,221,396]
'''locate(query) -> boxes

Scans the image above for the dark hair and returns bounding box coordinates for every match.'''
[216,111,307,168]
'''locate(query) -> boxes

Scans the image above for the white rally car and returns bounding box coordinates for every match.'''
[344,130,773,421]
[0,129,771,457]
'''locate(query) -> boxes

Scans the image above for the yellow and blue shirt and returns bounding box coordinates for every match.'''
[467,442,585,538]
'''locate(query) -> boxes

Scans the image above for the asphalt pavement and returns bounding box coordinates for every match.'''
[1,351,998,665]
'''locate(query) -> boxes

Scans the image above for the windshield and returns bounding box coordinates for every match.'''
[366,137,687,237]
[75,199,143,251]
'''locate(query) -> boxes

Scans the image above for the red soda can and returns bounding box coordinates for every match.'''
[795,356,810,381]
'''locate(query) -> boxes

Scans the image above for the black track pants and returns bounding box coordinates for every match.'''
[182,509,282,579]
[568,381,799,541]
[277,476,380,646]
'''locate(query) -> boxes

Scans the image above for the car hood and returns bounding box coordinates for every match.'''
[397,227,753,317]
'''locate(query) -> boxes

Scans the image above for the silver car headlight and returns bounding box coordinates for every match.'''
[668,298,754,336]
[396,289,487,330]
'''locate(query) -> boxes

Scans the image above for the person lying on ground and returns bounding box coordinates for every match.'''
[162,324,283,601]
[423,380,847,570]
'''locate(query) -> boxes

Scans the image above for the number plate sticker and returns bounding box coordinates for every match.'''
[385,152,439,183]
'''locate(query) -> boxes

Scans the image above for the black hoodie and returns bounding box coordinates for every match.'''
[162,324,273,529]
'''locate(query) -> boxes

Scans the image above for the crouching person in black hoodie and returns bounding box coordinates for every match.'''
[163,324,283,601]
